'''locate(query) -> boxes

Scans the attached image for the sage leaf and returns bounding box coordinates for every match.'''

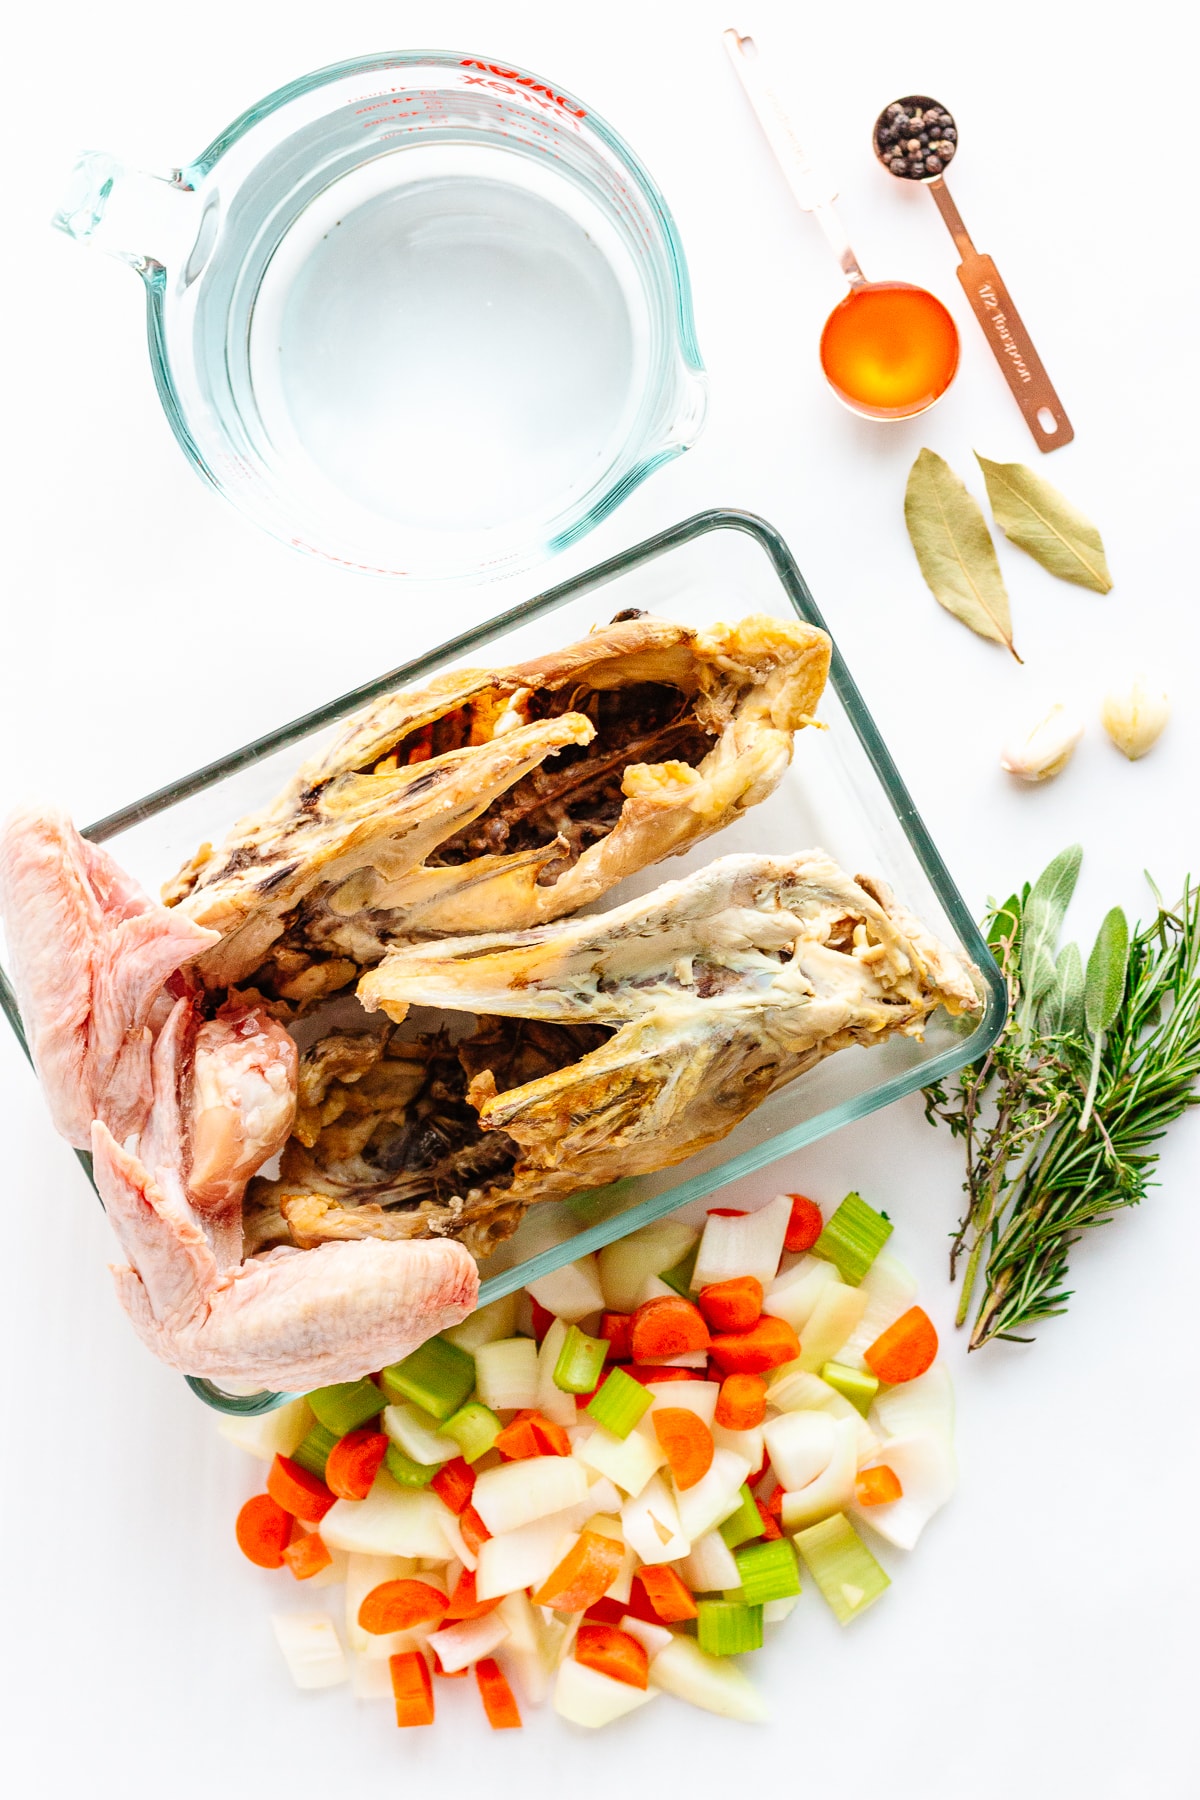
[905,450,1020,660]
[1040,941,1084,1036]
[1085,908,1130,1034]
[976,454,1113,594]
[1019,845,1082,1031]
[987,891,1023,963]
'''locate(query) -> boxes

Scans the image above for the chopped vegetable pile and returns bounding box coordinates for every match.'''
[221,1191,956,1731]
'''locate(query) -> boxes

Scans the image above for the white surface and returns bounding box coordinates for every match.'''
[2,2,1197,1795]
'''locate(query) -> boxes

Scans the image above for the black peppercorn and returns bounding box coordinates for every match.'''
[942,126,957,142]
[925,154,943,173]
[889,157,908,174]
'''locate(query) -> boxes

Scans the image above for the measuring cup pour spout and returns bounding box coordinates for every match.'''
[53,151,203,275]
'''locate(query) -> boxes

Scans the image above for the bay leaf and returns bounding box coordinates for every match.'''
[904,450,1019,659]
[976,454,1113,593]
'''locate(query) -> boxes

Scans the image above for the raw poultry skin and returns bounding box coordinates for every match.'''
[0,810,478,1389]
[163,613,831,1003]
[255,852,982,1258]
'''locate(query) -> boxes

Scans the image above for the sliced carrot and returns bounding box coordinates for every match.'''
[528,1413,571,1457]
[575,1623,649,1690]
[390,1650,435,1727]
[359,1578,448,1635]
[698,1276,763,1334]
[324,1428,389,1502]
[652,1407,714,1491]
[530,1298,556,1343]
[761,1482,785,1519]
[532,1529,625,1611]
[266,1454,335,1522]
[235,1493,293,1569]
[714,1371,768,1430]
[856,1464,904,1506]
[636,1564,698,1623]
[459,1504,492,1557]
[476,1656,522,1729]
[430,1455,475,1515]
[708,1315,801,1375]
[495,1417,541,1460]
[281,1529,333,1580]
[864,1306,939,1385]
[444,1568,503,1621]
[430,1647,469,1678]
[630,1296,710,1361]
[754,1498,783,1541]
[622,1364,697,1385]
[784,1193,824,1254]
[600,1312,634,1361]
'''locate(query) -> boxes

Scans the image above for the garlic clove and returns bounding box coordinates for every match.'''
[1101,676,1169,761]
[1000,703,1084,783]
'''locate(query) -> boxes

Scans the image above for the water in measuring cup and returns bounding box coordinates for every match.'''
[256,160,641,540]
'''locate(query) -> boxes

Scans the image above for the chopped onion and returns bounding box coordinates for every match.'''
[766,1256,839,1334]
[427,1609,511,1673]
[635,1274,679,1305]
[217,1396,311,1462]
[476,1515,582,1601]
[554,1657,658,1727]
[648,1634,768,1722]
[437,1507,476,1573]
[693,1193,792,1291]
[851,1430,956,1550]
[638,1347,710,1370]
[496,1590,551,1705]
[870,1364,955,1441]
[764,1409,836,1490]
[779,1417,859,1530]
[619,1614,674,1659]
[791,1281,870,1373]
[677,1528,741,1594]
[575,1420,666,1498]
[767,1367,879,1462]
[620,1471,690,1563]
[270,1611,349,1689]
[474,1336,539,1411]
[833,1253,919,1370]
[343,1551,419,1656]
[673,1448,754,1543]
[382,1401,459,1465]
[443,1291,520,1351]
[599,1221,698,1312]
[526,1254,605,1323]
[536,1319,580,1428]
[322,1473,452,1560]
[644,1380,718,1426]
[763,1594,800,1624]
[605,1540,638,1605]
[711,1422,764,1467]
[473,1455,588,1534]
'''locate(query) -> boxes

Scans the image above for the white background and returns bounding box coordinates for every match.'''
[2,2,1197,1794]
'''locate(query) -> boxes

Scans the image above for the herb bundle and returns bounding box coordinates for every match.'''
[925,848,1200,1347]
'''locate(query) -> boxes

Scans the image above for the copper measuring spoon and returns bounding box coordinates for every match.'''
[725,33,959,420]
[873,95,1073,450]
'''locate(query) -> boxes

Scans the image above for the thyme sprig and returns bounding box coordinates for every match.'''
[925,850,1200,1348]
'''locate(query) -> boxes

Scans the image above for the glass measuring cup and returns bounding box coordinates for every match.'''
[54,51,707,582]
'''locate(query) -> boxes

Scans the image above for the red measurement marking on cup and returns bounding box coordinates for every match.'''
[459,59,585,117]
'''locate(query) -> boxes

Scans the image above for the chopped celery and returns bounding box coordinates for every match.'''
[734,1538,802,1607]
[696,1599,764,1655]
[718,1484,762,1550]
[379,1335,475,1421]
[820,1360,879,1418]
[441,1399,501,1463]
[306,1378,384,1437]
[384,1441,441,1488]
[290,1422,338,1480]
[553,1323,608,1394]
[794,1512,890,1624]
[585,1367,653,1438]
[814,1192,893,1286]
[659,1242,699,1297]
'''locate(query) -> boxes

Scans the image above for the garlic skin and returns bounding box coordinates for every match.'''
[1000,704,1084,783]
[1101,677,1169,761]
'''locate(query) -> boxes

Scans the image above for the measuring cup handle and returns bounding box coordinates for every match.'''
[954,250,1074,451]
[53,151,202,275]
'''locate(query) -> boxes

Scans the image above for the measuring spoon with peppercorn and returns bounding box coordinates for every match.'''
[724,32,959,420]
[873,96,1073,450]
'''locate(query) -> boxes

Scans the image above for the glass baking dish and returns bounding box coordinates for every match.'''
[0,509,1005,1413]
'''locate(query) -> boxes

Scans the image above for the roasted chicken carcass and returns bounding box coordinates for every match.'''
[0,808,477,1389]
[253,853,982,1257]
[163,614,831,1001]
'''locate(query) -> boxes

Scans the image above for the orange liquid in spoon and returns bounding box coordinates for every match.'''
[820,282,959,419]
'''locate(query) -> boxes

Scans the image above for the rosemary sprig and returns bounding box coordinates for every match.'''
[925,852,1200,1348]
